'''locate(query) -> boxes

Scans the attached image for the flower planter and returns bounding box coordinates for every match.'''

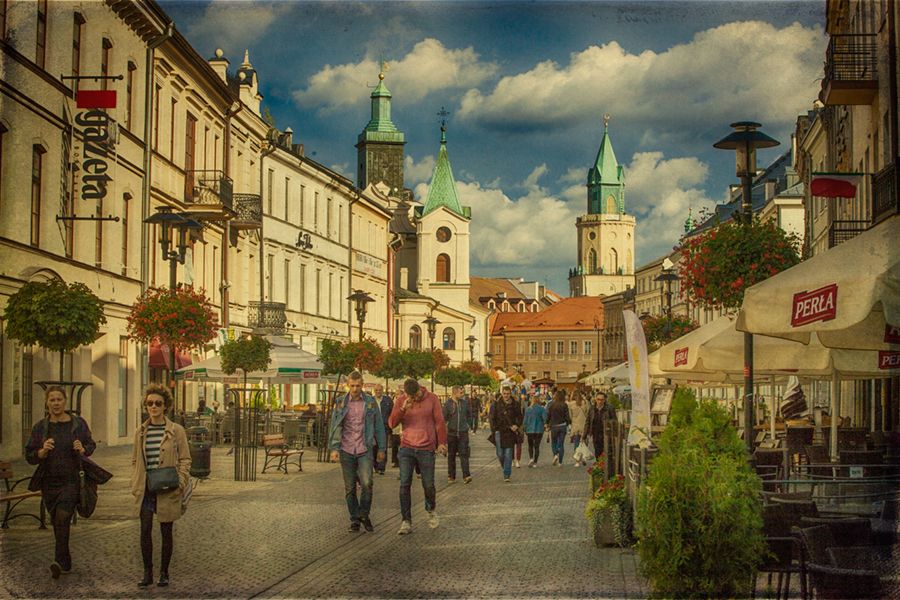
[591,472,603,494]
[590,508,617,547]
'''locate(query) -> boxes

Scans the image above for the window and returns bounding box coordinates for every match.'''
[436,254,450,282]
[529,341,538,355]
[299,185,305,226]
[0,124,5,216]
[409,326,422,349]
[442,328,456,350]
[543,341,551,354]
[584,340,592,355]
[101,39,112,95]
[284,178,290,221]
[36,0,47,69]
[266,169,274,214]
[314,191,318,231]
[608,248,618,274]
[153,85,161,150]
[328,273,333,318]
[315,269,321,314]
[299,264,306,311]
[570,341,578,355]
[327,198,332,235]
[118,337,129,437]
[213,134,219,171]
[284,259,290,307]
[1,0,7,40]
[72,14,85,87]
[184,113,197,196]
[516,341,525,355]
[557,341,564,354]
[95,190,104,266]
[267,255,274,300]
[170,98,176,159]
[125,62,136,130]
[588,248,597,274]
[31,145,45,246]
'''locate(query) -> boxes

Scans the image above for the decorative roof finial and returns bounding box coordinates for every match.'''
[604,114,610,131]
[438,106,450,143]
[379,54,388,81]
[241,49,251,69]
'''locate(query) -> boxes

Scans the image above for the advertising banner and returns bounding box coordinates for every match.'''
[624,310,651,448]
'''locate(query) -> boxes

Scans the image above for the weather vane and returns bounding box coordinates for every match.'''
[380,54,388,80]
[438,107,451,129]
[604,114,611,126]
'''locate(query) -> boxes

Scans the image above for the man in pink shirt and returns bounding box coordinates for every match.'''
[388,378,447,535]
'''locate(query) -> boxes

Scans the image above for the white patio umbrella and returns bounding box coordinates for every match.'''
[735,217,900,351]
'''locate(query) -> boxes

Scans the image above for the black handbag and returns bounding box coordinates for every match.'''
[146,466,180,492]
[77,470,98,518]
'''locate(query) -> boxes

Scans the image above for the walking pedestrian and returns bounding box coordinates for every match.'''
[487,392,504,467]
[468,391,481,433]
[328,371,386,533]
[523,395,547,467]
[586,392,617,461]
[389,379,447,534]
[442,385,472,484]
[25,385,97,579]
[371,384,393,475]
[490,386,523,482]
[130,383,191,587]
[547,390,571,466]
[567,389,589,466]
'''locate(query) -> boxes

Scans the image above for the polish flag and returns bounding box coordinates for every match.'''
[810,173,862,198]
[77,90,117,109]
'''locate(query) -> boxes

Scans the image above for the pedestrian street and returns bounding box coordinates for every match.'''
[1,434,646,599]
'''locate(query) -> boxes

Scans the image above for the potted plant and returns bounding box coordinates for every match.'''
[219,336,273,391]
[127,286,218,353]
[585,473,628,547]
[588,454,606,493]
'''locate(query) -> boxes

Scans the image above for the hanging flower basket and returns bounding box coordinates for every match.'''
[127,286,218,353]
[642,314,699,351]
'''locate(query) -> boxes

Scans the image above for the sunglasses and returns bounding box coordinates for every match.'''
[145,400,165,408]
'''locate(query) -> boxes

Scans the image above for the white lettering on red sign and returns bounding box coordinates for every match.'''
[885,325,900,344]
[674,348,689,367]
[303,371,320,379]
[791,284,838,328]
[879,351,900,370]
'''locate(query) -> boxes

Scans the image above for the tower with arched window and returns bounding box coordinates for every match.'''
[569,118,635,297]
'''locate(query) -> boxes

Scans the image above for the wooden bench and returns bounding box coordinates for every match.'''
[261,434,304,474]
[1,461,46,529]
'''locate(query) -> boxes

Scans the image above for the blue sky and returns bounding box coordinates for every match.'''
[160,1,826,295]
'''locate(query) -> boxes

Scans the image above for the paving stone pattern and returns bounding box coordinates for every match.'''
[0,434,650,599]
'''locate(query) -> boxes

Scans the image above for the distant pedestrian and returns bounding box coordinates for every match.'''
[25,385,97,579]
[586,392,617,461]
[442,385,472,484]
[468,391,481,433]
[371,384,393,475]
[328,371,386,533]
[547,390,571,466]
[131,383,191,587]
[389,379,448,534]
[490,386,524,482]
[567,389,589,466]
[488,393,504,467]
[523,395,547,467]
[514,393,524,468]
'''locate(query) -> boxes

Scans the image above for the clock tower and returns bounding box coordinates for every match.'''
[569,117,635,297]
[356,69,406,195]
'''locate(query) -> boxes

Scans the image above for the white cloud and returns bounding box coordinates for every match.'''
[293,39,498,111]
[404,154,437,187]
[179,1,285,59]
[521,164,548,189]
[459,21,825,136]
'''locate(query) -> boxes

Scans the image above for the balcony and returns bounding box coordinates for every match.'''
[872,160,899,225]
[231,194,262,231]
[828,220,869,248]
[821,34,877,105]
[184,170,235,222]
[248,301,286,333]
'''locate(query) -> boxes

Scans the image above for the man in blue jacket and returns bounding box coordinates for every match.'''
[329,371,386,533]
[372,383,393,475]
[442,385,472,484]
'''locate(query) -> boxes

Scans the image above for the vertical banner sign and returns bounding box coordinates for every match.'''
[73,90,117,204]
[623,310,651,448]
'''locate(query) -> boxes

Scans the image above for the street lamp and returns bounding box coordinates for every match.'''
[593,314,602,371]
[484,352,493,369]
[654,270,679,341]
[347,290,375,341]
[423,314,440,391]
[144,206,202,415]
[714,121,779,450]
[465,334,477,362]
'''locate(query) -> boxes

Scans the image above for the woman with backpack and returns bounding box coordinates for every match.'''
[546,389,571,466]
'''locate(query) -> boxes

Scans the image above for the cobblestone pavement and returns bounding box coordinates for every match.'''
[1,433,646,599]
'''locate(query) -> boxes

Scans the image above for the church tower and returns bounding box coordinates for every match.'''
[569,117,636,297]
[415,123,471,316]
[356,66,406,194]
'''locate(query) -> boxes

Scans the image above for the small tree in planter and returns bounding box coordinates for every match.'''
[433,366,472,389]
[3,279,107,378]
[219,336,274,392]
[318,337,384,377]
[636,387,764,598]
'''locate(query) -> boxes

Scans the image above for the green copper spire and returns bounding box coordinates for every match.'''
[422,125,464,217]
[588,118,621,186]
[358,71,405,143]
[587,116,625,215]
[684,205,696,234]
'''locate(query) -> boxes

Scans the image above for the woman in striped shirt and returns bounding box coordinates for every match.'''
[130,384,190,588]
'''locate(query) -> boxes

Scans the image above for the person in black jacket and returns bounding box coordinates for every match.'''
[586,392,617,461]
[372,384,394,474]
[25,385,97,579]
[546,389,571,466]
[490,386,523,482]
[442,386,472,483]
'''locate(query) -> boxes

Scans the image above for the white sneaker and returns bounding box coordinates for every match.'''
[398,520,412,535]
[552,455,559,466]
[528,459,534,467]
[515,460,520,468]
[427,511,439,529]
[531,463,537,468]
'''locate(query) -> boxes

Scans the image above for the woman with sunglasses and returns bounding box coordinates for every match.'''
[25,385,96,579]
[131,383,191,588]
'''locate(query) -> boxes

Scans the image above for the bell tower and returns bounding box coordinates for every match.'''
[356,63,406,194]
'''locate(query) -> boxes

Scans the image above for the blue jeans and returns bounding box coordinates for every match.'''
[398,447,436,522]
[571,433,582,460]
[551,426,567,462]
[499,446,514,478]
[339,449,373,523]
[447,433,470,480]
[494,432,503,465]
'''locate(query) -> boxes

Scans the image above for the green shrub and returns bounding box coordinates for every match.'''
[636,387,763,599]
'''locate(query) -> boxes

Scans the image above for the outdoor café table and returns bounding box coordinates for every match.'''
[827,545,900,598]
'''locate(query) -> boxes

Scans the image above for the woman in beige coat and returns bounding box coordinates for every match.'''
[567,389,589,466]
[131,383,191,588]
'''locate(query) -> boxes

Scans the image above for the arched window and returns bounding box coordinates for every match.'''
[409,325,422,349]
[608,248,618,274]
[588,248,597,274]
[436,253,450,282]
[606,195,616,214]
[442,327,456,350]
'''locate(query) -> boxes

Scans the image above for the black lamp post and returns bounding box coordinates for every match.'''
[423,314,440,391]
[465,334,477,362]
[714,121,779,450]
[144,206,202,415]
[347,290,375,341]
[484,352,493,370]
[654,270,679,342]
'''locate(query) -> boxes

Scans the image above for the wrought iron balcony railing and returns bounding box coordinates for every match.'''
[821,34,877,105]
[872,160,898,225]
[248,301,286,333]
[828,220,869,249]
[232,194,262,228]
[184,170,234,213]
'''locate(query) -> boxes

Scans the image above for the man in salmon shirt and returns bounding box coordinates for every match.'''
[389,378,448,535]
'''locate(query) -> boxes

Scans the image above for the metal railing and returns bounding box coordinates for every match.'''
[248,301,286,332]
[184,170,234,211]
[828,220,869,248]
[872,160,898,224]
[825,34,877,83]
[233,193,262,224]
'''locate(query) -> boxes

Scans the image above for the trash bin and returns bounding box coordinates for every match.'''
[189,440,211,479]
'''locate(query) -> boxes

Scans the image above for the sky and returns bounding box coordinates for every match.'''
[159,0,827,295]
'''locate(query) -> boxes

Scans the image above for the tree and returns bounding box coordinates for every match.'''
[433,366,472,388]
[642,314,699,351]
[219,336,273,390]
[3,279,107,378]
[318,337,384,376]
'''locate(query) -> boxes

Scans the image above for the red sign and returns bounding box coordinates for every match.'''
[879,351,900,370]
[791,284,838,328]
[77,90,117,109]
[885,325,900,344]
[674,348,689,367]
[303,371,320,379]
